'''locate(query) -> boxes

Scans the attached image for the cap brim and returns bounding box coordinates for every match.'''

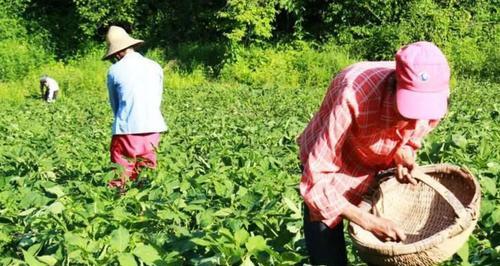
[396,88,449,119]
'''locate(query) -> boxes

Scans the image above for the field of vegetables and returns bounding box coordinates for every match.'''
[0,49,498,265]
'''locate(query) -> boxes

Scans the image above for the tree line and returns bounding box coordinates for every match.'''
[0,0,498,79]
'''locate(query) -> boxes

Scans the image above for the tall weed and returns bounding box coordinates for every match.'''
[220,42,355,90]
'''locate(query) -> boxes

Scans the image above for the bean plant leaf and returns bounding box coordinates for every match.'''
[491,208,500,225]
[214,208,232,217]
[132,244,161,265]
[480,177,497,196]
[118,253,137,266]
[481,200,495,217]
[110,227,130,252]
[486,162,500,174]
[452,134,468,148]
[37,255,57,266]
[64,232,87,248]
[0,231,10,243]
[22,250,44,266]
[241,256,255,266]
[27,243,42,255]
[280,251,303,264]
[19,208,37,216]
[283,197,301,216]
[245,235,267,253]
[48,202,64,214]
[234,229,249,246]
[457,242,470,266]
[45,186,65,198]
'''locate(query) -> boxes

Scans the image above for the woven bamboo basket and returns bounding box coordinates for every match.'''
[348,164,481,266]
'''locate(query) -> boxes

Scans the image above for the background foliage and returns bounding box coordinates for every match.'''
[0,0,498,79]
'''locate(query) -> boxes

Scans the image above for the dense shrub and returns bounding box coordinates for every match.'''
[0,40,48,82]
[0,0,494,80]
[220,42,355,90]
[0,0,52,82]
[318,0,499,79]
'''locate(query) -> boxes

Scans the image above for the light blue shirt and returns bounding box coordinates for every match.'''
[107,51,167,135]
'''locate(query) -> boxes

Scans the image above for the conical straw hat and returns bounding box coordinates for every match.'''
[103,26,144,60]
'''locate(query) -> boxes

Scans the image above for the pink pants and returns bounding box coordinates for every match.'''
[109,133,160,187]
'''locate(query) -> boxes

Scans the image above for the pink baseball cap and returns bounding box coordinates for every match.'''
[395,41,450,119]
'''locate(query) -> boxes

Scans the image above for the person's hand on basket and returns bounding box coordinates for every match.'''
[367,215,407,242]
[394,146,418,185]
[343,202,407,242]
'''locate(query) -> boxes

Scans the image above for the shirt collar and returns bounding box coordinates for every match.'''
[121,51,141,61]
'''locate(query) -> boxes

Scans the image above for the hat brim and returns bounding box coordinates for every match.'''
[102,40,144,60]
[396,87,449,120]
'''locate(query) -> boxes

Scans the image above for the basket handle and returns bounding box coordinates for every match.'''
[376,167,472,230]
[410,169,469,221]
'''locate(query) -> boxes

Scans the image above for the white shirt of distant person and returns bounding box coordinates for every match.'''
[40,75,59,102]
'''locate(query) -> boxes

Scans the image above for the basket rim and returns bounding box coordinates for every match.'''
[348,163,481,255]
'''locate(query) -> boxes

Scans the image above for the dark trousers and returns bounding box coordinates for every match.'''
[43,90,58,101]
[304,204,348,266]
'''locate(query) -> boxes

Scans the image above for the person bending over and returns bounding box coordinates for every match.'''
[298,41,451,265]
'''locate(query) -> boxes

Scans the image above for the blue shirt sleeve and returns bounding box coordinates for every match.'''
[107,72,118,116]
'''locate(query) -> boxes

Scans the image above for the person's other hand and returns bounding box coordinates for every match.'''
[394,147,418,185]
[367,214,406,242]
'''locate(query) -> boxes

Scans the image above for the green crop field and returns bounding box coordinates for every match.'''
[0,45,498,265]
[0,0,499,265]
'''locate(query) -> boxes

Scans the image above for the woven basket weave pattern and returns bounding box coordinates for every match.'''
[349,164,480,266]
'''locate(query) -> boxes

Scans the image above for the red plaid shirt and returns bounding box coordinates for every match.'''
[298,62,439,228]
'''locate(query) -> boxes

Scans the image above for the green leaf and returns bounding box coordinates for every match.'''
[64,232,87,249]
[0,231,10,242]
[214,208,233,217]
[132,244,161,265]
[486,162,500,174]
[110,227,130,252]
[452,134,467,148]
[118,253,137,266]
[22,250,44,266]
[19,208,37,216]
[245,235,267,253]
[283,197,301,216]
[179,180,190,192]
[286,222,300,234]
[480,177,497,196]
[37,255,57,266]
[48,202,64,215]
[218,227,233,240]
[280,252,303,264]
[27,243,42,255]
[45,171,56,179]
[491,208,500,225]
[457,242,470,266]
[214,181,226,196]
[113,207,132,222]
[241,256,254,266]
[481,199,495,216]
[45,186,65,198]
[234,229,249,246]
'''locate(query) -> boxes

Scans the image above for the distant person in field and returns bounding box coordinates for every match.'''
[298,41,451,265]
[102,25,167,190]
[40,75,59,102]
